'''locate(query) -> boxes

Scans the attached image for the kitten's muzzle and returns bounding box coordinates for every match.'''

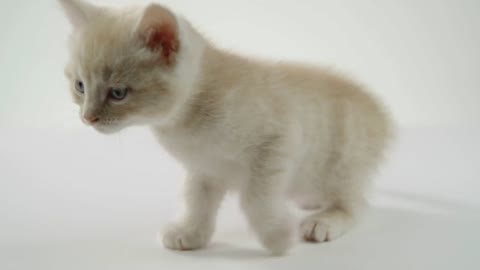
[82,115,100,125]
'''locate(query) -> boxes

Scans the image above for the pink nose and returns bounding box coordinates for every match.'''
[84,115,100,124]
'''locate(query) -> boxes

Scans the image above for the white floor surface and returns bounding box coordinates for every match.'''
[1,126,479,269]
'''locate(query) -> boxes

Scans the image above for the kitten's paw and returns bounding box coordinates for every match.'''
[162,224,211,251]
[300,212,352,243]
[258,222,295,255]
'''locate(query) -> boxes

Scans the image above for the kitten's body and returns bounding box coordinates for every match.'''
[60,0,392,255]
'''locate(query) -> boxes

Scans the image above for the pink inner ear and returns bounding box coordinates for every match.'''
[138,4,180,65]
[144,25,179,63]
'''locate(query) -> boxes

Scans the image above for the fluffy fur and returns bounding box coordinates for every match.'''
[59,0,393,255]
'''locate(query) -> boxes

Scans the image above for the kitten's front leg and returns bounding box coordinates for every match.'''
[163,175,225,251]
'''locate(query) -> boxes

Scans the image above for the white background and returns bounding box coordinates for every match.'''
[1,1,479,269]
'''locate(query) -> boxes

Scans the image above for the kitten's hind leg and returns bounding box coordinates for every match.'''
[240,139,296,255]
[300,198,364,243]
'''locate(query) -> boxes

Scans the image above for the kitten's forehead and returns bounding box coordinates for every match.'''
[70,12,140,80]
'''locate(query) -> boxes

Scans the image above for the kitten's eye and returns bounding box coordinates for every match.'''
[75,80,85,94]
[109,87,129,101]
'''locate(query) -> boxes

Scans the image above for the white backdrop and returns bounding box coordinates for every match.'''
[1,1,479,270]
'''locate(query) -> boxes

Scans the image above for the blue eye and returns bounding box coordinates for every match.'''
[75,80,85,94]
[109,87,129,101]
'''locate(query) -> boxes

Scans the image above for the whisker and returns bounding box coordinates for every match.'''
[116,132,125,159]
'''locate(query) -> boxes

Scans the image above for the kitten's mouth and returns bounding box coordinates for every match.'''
[80,114,126,135]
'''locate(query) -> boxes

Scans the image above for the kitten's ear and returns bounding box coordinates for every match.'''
[58,0,99,28]
[136,4,180,65]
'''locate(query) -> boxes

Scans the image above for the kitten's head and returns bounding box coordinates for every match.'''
[60,0,195,134]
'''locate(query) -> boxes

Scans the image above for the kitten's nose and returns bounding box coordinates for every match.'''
[83,115,100,125]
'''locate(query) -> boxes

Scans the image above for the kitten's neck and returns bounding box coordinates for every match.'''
[154,17,265,130]
[174,17,208,92]
[153,17,209,127]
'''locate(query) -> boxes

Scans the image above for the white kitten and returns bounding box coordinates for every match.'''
[59,0,393,255]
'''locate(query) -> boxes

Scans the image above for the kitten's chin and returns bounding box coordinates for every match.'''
[92,124,125,135]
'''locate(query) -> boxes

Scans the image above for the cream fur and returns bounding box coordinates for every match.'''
[60,0,393,255]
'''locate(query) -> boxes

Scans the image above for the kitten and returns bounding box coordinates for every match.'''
[59,0,392,255]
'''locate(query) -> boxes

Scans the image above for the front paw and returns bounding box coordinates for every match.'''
[162,224,211,251]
